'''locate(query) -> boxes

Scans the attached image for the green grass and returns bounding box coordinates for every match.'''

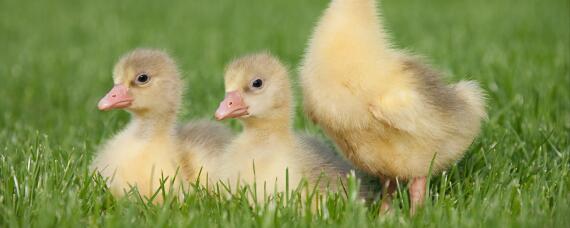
[1,0,569,227]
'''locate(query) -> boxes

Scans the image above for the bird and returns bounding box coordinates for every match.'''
[213,52,355,203]
[90,48,232,200]
[299,0,486,214]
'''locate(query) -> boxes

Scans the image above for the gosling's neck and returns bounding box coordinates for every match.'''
[241,111,293,140]
[128,107,179,140]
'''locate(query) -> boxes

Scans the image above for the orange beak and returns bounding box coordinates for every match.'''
[97,84,134,111]
[215,91,249,120]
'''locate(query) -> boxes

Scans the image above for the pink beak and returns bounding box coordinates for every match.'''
[97,84,134,111]
[215,91,249,120]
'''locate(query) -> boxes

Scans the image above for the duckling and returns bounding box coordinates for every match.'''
[300,0,486,214]
[213,53,352,200]
[91,49,231,199]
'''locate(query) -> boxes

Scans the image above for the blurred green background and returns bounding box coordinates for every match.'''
[1,0,569,227]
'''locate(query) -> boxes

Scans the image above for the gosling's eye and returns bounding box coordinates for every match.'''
[250,79,263,89]
[135,74,150,85]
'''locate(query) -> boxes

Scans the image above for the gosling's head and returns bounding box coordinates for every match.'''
[98,49,183,116]
[215,52,292,121]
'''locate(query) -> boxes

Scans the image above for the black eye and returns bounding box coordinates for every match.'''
[135,74,150,85]
[251,79,263,89]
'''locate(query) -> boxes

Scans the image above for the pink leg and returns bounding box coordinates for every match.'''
[379,178,397,214]
[409,176,427,215]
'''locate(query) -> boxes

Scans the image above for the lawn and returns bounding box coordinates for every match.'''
[1,0,569,227]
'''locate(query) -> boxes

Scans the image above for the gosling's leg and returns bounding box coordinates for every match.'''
[409,176,427,215]
[379,178,397,214]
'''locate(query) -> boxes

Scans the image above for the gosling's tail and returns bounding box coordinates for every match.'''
[454,80,487,121]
